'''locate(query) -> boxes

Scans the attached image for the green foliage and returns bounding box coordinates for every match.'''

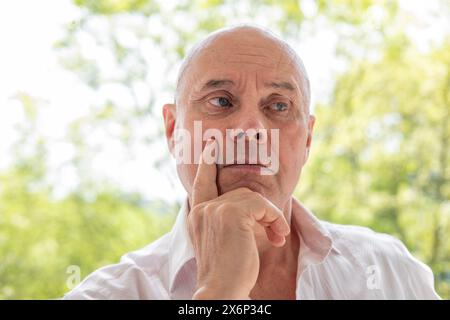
[0,165,176,299]
[0,93,177,298]
[297,38,450,298]
[73,0,157,15]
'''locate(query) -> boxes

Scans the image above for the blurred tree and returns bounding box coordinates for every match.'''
[0,95,176,299]
[297,36,450,297]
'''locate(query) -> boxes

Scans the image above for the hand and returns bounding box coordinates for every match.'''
[189,138,290,300]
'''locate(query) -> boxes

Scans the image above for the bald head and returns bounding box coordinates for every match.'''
[174,25,311,112]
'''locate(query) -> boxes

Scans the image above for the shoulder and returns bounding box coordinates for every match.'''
[62,233,172,300]
[320,221,440,299]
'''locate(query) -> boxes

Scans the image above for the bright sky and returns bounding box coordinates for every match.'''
[0,0,446,203]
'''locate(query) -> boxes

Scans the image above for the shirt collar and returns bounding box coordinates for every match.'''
[168,196,338,293]
[290,197,340,267]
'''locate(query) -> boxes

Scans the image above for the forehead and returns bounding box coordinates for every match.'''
[175,30,310,108]
[193,37,299,73]
[187,40,303,91]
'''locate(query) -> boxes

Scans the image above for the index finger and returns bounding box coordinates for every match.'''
[191,138,219,207]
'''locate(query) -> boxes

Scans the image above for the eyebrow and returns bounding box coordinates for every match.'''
[199,79,296,92]
[200,79,235,91]
[264,81,295,92]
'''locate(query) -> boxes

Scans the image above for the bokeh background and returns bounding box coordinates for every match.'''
[0,0,448,299]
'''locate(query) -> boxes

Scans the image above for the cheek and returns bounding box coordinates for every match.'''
[278,124,308,169]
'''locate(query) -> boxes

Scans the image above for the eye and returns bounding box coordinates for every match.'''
[209,97,232,108]
[269,102,288,112]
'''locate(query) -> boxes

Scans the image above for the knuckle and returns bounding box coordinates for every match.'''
[189,201,217,224]
[189,204,205,222]
[190,204,201,216]
[216,203,238,223]
[216,203,231,217]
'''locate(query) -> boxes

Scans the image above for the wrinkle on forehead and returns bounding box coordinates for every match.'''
[175,25,311,110]
[220,49,285,70]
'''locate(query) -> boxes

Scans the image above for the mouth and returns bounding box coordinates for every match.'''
[220,163,270,174]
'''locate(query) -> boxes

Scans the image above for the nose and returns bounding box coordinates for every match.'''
[227,112,268,144]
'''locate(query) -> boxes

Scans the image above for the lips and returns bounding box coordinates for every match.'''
[221,164,267,174]
[217,160,274,175]
[218,161,269,169]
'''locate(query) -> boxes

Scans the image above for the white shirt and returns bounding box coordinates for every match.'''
[63,197,440,300]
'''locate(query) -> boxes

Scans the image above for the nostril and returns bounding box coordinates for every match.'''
[230,129,267,143]
[236,131,245,140]
[256,130,267,144]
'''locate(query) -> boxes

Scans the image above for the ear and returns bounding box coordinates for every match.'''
[304,114,315,163]
[162,103,176,155]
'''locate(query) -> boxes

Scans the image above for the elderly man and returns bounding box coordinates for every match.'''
[63,25,439,300]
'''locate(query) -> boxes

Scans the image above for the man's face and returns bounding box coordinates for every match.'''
[164,30,315,210]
